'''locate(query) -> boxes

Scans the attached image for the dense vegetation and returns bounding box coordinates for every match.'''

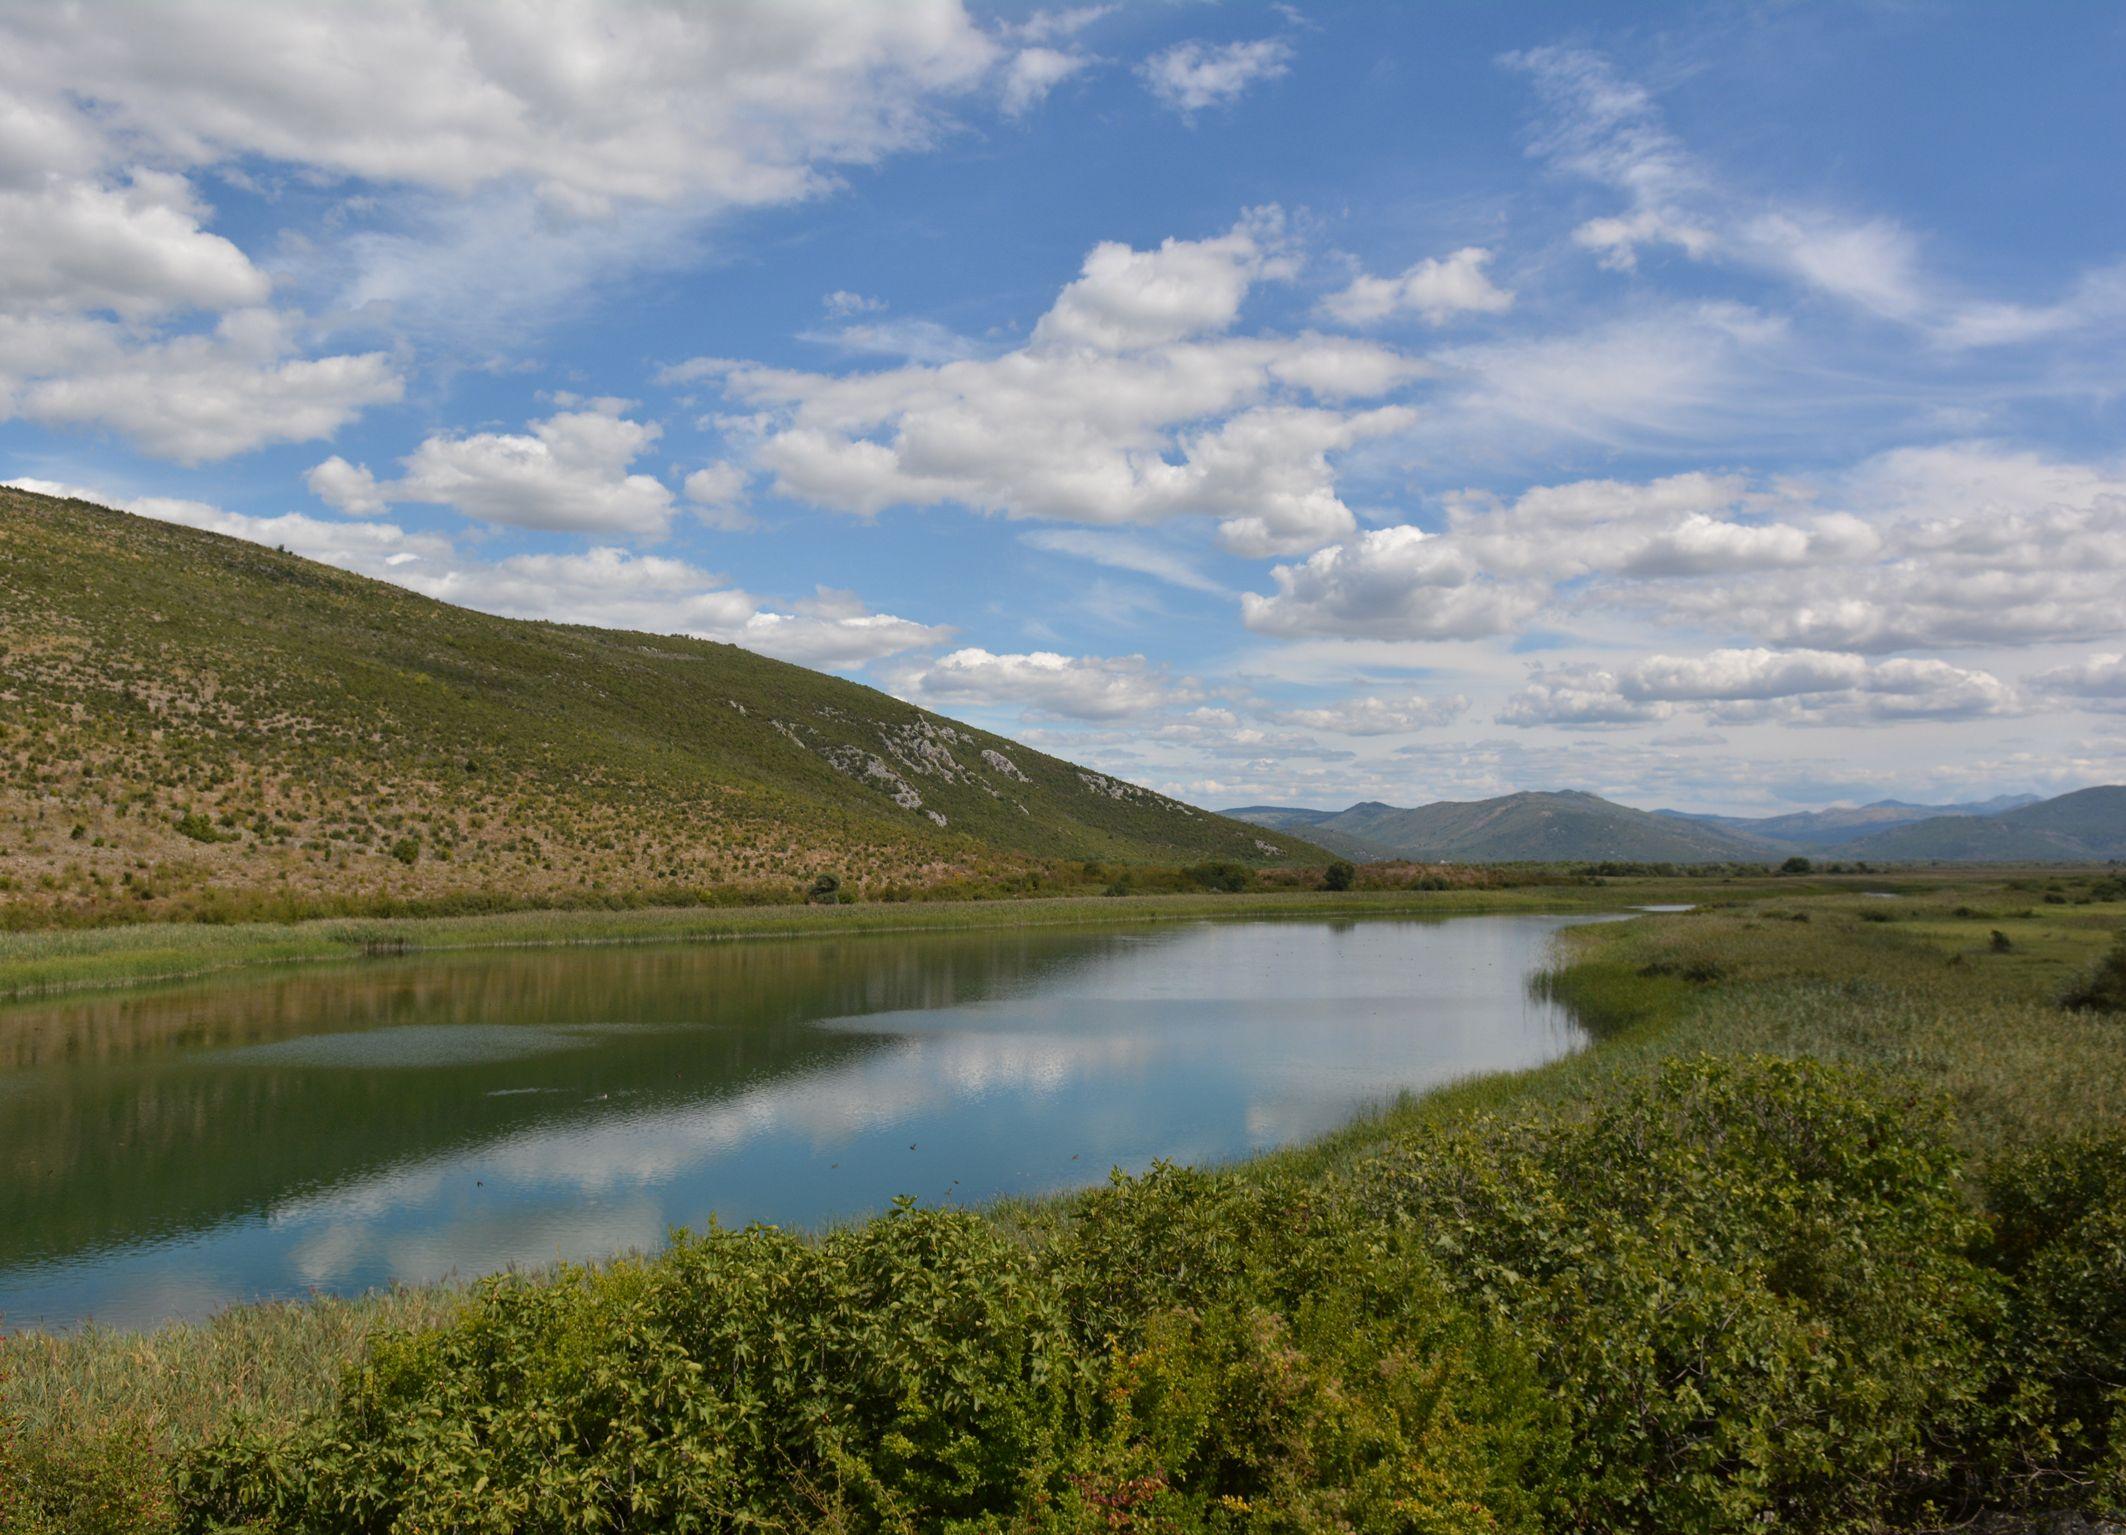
[5,873,2124,1531]
[0,489,1320,930]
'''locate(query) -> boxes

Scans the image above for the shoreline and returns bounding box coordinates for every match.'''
[0,879,1724,1005]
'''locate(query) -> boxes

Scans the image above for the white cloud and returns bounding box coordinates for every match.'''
[0,171,266,318]
[1427,302,1785,452]
[711,211,1421,554]
[1033,207,1294,351]
[893,648,1181,720]
[0,1,1038,450]
[4,309,401,463]
[1001,47,1094,117]
[1507,45,2126,349]
[1320,247,1514,327]
[0,1,1001,215]
[311,406,678,536]
[1272,692,1469,736]
[1242,526,1542,641]
[2032,654,2126,713]
[305,456,387,517]
[1500,648,2021,728]
[1141,38,1292,115]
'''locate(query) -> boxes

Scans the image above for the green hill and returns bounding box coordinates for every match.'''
[1835,786,2126,862]
[1225,791,1780,863]
[0,488,1322,924]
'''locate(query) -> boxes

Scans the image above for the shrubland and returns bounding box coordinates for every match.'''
[4,878,2125,1531]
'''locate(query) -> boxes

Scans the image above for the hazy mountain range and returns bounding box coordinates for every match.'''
[1225,787,2126,865]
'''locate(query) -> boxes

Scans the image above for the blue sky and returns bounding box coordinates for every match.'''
[4,1,2124,814]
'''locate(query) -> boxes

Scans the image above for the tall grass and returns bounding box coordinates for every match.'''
[5,878,2122,1529]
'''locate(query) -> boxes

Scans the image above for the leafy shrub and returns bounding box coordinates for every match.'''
[1180,860,1252,894]
[0,1421,174,1535]
[1350,1057,2001,1532]
[1320,859,1355,892]
[180,1206,1079,1532]
[1983,1134,2126,1509]
[128,1058,2126,1530]
[2061,934,2126,1014]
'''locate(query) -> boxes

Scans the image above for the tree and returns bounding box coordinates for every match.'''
[1322,859,1356,892]
[1780,856,1813,875]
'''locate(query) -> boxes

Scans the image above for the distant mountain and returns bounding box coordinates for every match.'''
[1836,787,2126,862]
[1656,794,2046,849]
[1223,787,2122,864]
[1224,791,1780,863]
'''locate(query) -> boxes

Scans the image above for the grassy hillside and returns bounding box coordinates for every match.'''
[1840,786,2126,862]
[1229,790,1781,863]
[0,488,1321,926]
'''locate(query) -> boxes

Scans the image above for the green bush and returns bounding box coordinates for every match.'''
[1983,1134,2126,1508]
[2061,933,2126,1013]
[170,1057,2126,1532]
[1351,1057,2002,1532]
[1321,859,1355,892]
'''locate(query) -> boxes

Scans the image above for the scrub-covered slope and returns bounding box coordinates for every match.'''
[0,488,1319,922]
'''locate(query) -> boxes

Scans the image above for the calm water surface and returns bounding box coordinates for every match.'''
[0,914,1596,1329]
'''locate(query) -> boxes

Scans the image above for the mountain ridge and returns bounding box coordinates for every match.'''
[1223,787,2122,864]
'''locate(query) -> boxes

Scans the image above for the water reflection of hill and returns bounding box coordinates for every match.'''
[0,928,1144,1271]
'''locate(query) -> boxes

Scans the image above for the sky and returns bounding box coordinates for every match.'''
[3,0,2124,817]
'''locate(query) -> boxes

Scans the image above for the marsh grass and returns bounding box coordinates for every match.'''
[6,876,2124,1528]
[0,880,1733,1002]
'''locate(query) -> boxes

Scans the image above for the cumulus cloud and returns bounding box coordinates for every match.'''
[0,1,1001,215]
[892,648,1182,720]
[1669,446,2126,653]
[309,405,679,535]
[1242,525,1542,641]
[1141,38,1291,115]
[1320,247,1514,327]
[1033,206,1295,350]
[0,1,1041,454]
[694,210,1423,554]
[1235,439,2126,700]
[3,309,401,462]
[1500,648,2021,728]
[0,171,267,318]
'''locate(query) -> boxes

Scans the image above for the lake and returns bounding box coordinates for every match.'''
[0,913,1598,1330]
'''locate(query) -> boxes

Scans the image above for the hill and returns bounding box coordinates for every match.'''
[1655,795,2044,849]
[0,488,1322,924]
[1835,786,2126,862]
[1224,791,1780,863]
